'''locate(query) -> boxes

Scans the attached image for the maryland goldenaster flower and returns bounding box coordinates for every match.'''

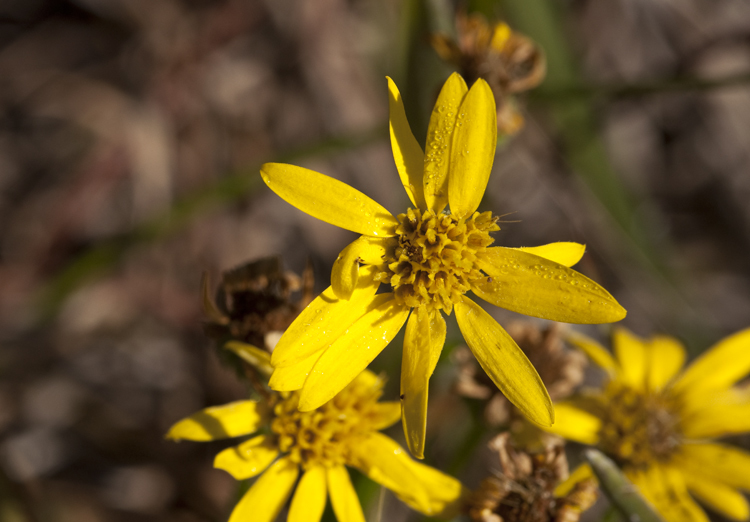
[550,327,750,522]
[261,73,626,458]
[167,364,464,522]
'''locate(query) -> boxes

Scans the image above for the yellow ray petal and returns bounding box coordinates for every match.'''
[260,163,398,237]
[566,331,618,377]
[269,348,323,391]
[423,73,468,213]
[327,465,365,522]
[547,402,601,444]
[387,77,425,209]
[613,328,648,391]
[554,462,594,497]
[370,401,401,430]
[214,435,278,480]
[271,279,379,368]
[473,247,626,324]
[224,342,273,376]
[289,466,328,522]
[228,457,299,522]
[165,400,268,441]
[401,307,446,459]
[673,327,750,396]
[677,443,750,491]
[645,335,686,392]
[448,78,497,219]
[331,237,390,299]
[455,297,553,427]
[684,472,749,521]
[349,433,464,517]
[299,296,410,411]
[681,389,750,438]
[636,465,710,522]
[515,242,586,268]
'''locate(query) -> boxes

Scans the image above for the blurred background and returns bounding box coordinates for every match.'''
[1,0,750,520]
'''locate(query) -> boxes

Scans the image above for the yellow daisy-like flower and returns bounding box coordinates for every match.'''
[550,327,750,522]
[167,361,465,522]
[260,72,626,458]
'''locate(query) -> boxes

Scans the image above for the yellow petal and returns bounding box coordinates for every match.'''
[515,242,586,268]
[289,466,328,522]
[455,297,553,427]
[327,465,365,522]
[349,433,464,517]
[370,401,402,430]
[387,77,425,209]
[423,73,468,213]
[612,328,648,391]
[684,472,749,521]
[566,331,618,377]
[214,435,278,480]
[631,465,709,522]
[269,349,323,391]
[224,341,273,376]
[645,335,686,392]
[331,238,389,299]
[681,389,750,438]
[260,163,398,237]
[473,247,626,324]
[448,78,497,219]
[271,280,379,368]
[673,327,750,396]
[165,400,268,441]
[401,307,446,459]
[677,443,750,491]
[299,296,410,411]
[547,402,601,444]
[228,457,299,522]
[554,463,594,497]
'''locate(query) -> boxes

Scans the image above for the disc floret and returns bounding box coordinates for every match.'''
[379,207,499,314]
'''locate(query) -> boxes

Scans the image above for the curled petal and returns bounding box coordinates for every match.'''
[473,247,626,324]
[331,238,391,299]
[448,78,497,219]
[260,163,398,237]
[387,77,425,209]
[455,297,553,427]
[166,400,268,441]
[214,435,278,480]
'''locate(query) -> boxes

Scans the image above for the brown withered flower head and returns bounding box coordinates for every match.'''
[454,322,587,439]
[201,256,314,350]
[467,433,598,522]
[431,12,546,135]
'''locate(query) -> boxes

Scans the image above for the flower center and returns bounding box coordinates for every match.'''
[378,208,499,313]
[270,376,384,469]
[597,382,682,469]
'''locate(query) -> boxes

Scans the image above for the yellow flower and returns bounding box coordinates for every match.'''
[167,362,465,522]
[260,73,626,458]
[550,327,750,522]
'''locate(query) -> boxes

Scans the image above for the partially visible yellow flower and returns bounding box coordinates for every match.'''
[167,355,465,522]
[260,73,626,458]
[550,327,750,522]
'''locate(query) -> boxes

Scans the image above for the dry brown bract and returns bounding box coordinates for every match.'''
[467,433,597,522]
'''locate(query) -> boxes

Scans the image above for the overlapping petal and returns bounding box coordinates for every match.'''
[268,348,324,391]
[681,389,750,438]
[387,77,425,209]
[684,473,749,521]
[327,465,365,522]
[166,400,268,441]
[289,466,328,522]
[515,242,586,268]
[548,402,601,444]
[260,163,398,237]
[299,296,410,411]
[629,465,709,522]
[331,239,390,299]
[455,297,553,427]
[677,443,750,491]
[229,457,299,522]
[401,306,446,458]
[473,247,626,324]
[423,72,468,213]
[214,435,278,479]
[224,341,274,376]
[448,78,497,219]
